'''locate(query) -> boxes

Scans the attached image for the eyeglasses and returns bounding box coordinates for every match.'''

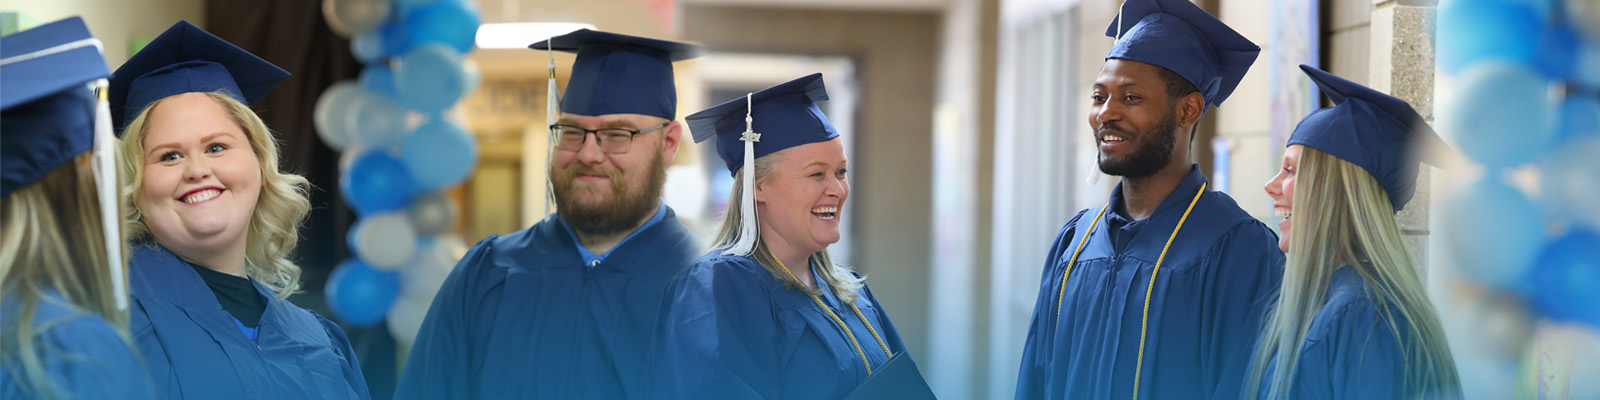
[549,122,670,154]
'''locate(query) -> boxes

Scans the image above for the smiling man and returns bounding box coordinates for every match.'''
[395,29,702,400]
[1014,0,1286,399]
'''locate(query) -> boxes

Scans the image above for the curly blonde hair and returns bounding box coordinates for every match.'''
[117,91,310,299]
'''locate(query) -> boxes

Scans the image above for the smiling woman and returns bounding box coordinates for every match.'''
[109,21,370,400]
[654,73,914,399]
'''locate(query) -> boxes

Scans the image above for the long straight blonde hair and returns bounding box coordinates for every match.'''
[1247,147,1461,399]
[117,91,311,299]
[712,151,865,303]
[1,152,132,399]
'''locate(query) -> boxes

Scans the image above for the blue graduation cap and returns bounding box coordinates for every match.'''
[530,29,701,120]
[109,20,289,133]
[687,73,837,256]
[2,16,130,310]
[1288,65,1449,212]
[1105,0,1260,108]
[688,72,837,176]
[1,16,108,197]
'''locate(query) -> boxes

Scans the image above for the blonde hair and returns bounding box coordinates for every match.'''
[117,91,311,299]
[1247,147,1461,399]
[1,152,132,399]
[712,151,866,303]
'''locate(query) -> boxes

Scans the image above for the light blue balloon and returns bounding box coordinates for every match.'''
[326,259,401,326]
[1560,96,1600,140]
[1579,43,1600,88]
[360,65,397,97]
[352,31,386,64]
[401,119,478,190]
[394,44,472,112]
[1444,179,1546,289]
[402,0,479,53]
[1441,61,1555,169]
[1438,0,1541,73]
[347,89,411,146]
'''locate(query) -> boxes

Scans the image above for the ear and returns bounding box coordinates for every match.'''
[660,120,682,165]
[1177,92,1206,134]
[752,170,766,204]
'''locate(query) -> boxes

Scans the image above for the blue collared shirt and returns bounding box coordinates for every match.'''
[567,200,669,268]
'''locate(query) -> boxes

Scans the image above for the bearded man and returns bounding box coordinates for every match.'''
[397,30,702,400]
[1014,0,1286,398]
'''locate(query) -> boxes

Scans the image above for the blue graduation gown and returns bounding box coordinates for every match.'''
[1253,265,1459,400]
[395,207,700,399]
[1,293,153,400]
[127,242,371,400]
[1016,165,1285,400]
[654,252,907,399]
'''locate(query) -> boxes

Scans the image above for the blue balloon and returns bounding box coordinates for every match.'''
[360,65,397,97]
[1443,179,1546,289]
[326,259,401,326]
[1530,228,1600,328]
[347,89,411,146]
[380,21,413,56]
[394,44,472,112]
[402,0,479,53]
[1441,61,1555,169]
[342,149,416,215]
[402,119,478,190]
[1560,96,1600,140]
[1438,0,1542,73]
[1534,23,1581,80]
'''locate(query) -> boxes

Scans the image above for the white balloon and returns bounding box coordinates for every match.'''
[353,212,417,269]
[386,295,431,349]
[400,238,459,302]
[323,0,390,38]
[314,81,360,151]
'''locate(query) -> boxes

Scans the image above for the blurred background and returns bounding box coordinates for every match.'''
[4,0,1597,398]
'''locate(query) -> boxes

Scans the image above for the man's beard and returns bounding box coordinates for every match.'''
[1098,109,1178,179]
[550,148,667,236]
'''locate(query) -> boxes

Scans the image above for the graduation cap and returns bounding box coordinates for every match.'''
[0,16,128,309]
[108,20,289,133]
[530,29,701,120]
[1288,65,1449,212]
[686,73,837,256]
[1105,0,1260,108]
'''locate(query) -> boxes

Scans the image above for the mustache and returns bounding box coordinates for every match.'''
[556,163,622,183]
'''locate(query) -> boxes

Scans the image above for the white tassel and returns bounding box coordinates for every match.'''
[545,38,560,215]
[723,94,760,256]
[91,78,127,311]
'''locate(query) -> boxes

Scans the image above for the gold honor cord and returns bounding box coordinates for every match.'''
[1051,183,1207,400]
[770,251,893,375]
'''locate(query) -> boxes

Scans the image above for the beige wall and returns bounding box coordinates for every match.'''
[5,0,204,68]
[682,4,942,363]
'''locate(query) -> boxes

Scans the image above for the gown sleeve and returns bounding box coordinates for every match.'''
[1198,222,1285,400]
[311,311,373,400]
[1013,210,1087,400]
[653,258,784,400]
[10,303,156,400]
[1290,298,1405,400]
[394,235,501,400]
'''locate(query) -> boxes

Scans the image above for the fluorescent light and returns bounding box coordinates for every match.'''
[475,22,595,49]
